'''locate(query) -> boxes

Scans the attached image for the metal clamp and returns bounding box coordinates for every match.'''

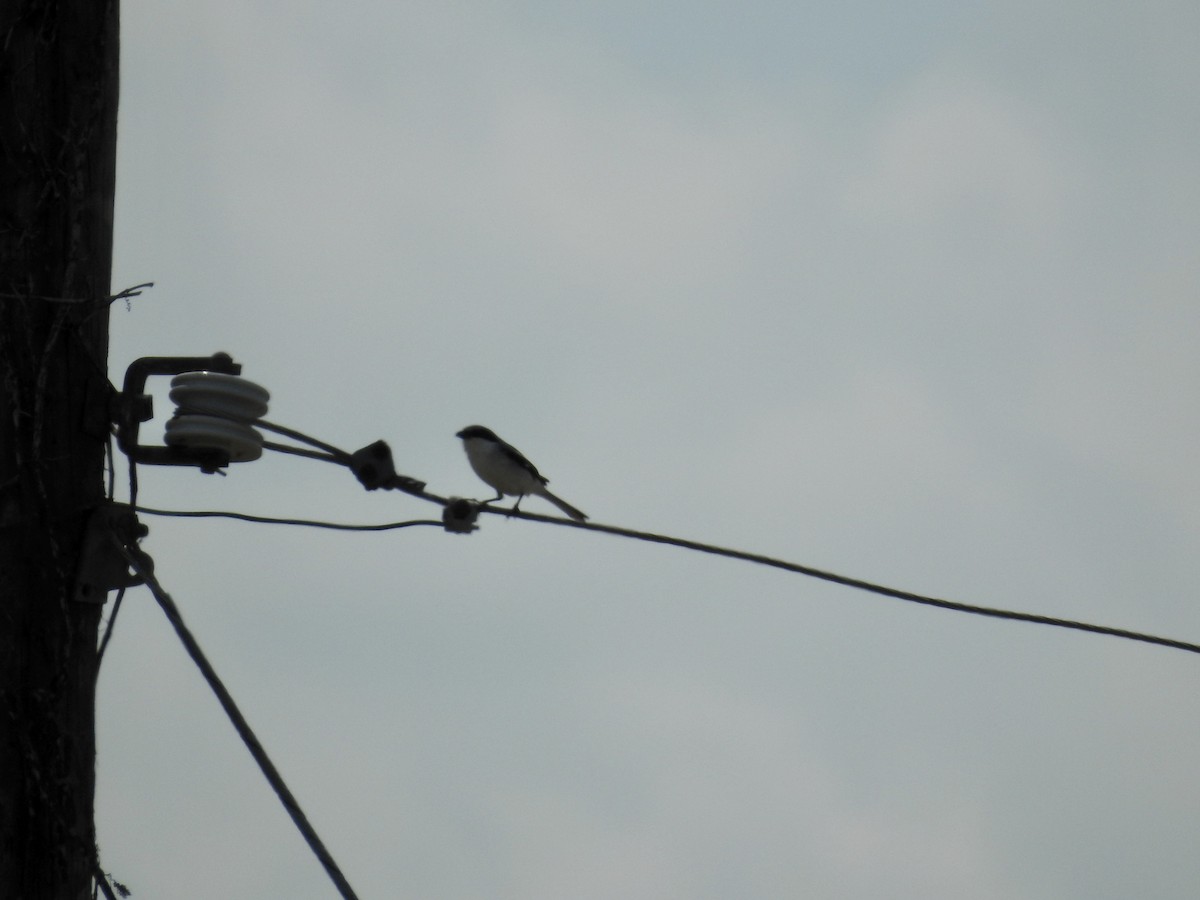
[73,502,150,603]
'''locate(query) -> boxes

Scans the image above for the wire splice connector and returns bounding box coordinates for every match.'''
[442,498,480,534]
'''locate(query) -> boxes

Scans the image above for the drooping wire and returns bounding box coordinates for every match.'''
[484,507,1200,656]
[112,537,361,900]
[135,504,442,532]
[340,449,1200,657]
[129,411,1200,659]
[133,478,1200,657]
[97,433,139,666]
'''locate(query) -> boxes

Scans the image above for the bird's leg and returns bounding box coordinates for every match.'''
[481,490,505,506]
[511,495,524,516]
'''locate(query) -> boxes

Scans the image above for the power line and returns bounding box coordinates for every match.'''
[114,359,1200,657]
[103,412,1199,898]
[116,410,1200,658]
[256,418,352,464]
[132,492,1200,657]
[135,505,442,532]
[113,538,361,900]
[493,507,1200,657]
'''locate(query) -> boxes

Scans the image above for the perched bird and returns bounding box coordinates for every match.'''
[456,425,587,521]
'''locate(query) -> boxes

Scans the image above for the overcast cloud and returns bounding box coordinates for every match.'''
[99,2,1200,897]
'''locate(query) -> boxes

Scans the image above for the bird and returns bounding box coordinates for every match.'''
[456,425,587,521]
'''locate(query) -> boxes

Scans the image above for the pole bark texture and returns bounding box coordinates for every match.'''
[1,2,120,897]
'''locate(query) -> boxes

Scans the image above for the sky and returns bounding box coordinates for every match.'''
[98,1,1200,897]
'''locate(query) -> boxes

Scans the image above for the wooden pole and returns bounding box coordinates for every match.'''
[0,2,120,897]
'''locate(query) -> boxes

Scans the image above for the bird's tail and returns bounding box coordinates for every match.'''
[539,488,587,521]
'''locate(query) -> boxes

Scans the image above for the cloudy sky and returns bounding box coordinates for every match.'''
[98,1,1200,897]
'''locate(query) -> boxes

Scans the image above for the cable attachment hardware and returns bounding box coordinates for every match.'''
[115,353,261,472]
[73,502,151,603]
[350,440,398,490]
[442,498,480,534]
[347,440,429,494]
[167,371,270,464]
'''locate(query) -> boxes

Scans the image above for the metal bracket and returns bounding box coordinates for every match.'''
[113,352,242,471]
[73,502,150,603]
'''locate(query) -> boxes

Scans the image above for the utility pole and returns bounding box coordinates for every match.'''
[1,2,120,898]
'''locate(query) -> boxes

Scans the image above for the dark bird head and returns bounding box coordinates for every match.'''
[456,425,498,441]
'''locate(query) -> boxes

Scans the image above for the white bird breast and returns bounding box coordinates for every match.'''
[463,437,543,496]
